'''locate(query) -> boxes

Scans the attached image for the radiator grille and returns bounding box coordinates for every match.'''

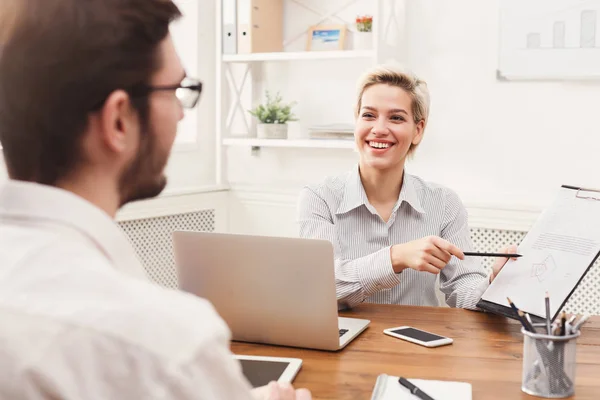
[471,228,599,315]
[118,217,599,315]
[118,210,215,289]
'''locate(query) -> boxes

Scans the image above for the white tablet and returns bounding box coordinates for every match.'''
[234,355,303,388]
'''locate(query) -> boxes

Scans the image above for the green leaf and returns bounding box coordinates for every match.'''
[248,90,297,124]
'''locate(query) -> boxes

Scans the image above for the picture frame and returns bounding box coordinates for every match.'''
[306,24,346,51]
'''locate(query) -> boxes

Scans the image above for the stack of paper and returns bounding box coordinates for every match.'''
[308,123,354,140]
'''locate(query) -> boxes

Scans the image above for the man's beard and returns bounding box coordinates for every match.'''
[118,126,169,206]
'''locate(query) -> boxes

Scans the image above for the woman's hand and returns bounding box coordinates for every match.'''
[390,236,464,274]
[489,245,519,283]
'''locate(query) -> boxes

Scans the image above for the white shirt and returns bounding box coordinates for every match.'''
[0,181,254,400]
[297,165,490,310]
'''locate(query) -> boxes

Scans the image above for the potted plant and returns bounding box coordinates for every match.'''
[248,91,297,139]
[354,15,373,50]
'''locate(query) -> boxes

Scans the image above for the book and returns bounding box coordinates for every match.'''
[308,123,354,132]
[307,123,354,140]
[370,374,472,400]
[308,131,354,140]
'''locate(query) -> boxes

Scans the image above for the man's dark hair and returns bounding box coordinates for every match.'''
[0,0,181,184]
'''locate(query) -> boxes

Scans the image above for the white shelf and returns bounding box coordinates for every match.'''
[222,50,374,63]
[223,137,355,149]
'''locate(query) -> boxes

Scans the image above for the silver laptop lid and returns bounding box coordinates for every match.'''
[173,231,341,350]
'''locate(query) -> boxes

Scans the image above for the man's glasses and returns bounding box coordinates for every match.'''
[139,77,203,109]
[91,77,203,111]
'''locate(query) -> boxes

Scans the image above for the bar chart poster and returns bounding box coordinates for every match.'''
[498,0,600,79]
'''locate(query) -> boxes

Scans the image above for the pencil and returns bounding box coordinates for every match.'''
[518,310,536,332]
[506,297,519,315]
[507,297,531,330]
[545,291,552,335]
[464,252,522,258]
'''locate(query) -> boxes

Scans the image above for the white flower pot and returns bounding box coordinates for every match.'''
[354,31,373,50]
[257,123,288,139]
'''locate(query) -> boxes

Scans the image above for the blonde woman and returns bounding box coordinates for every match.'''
[298,63,516,310]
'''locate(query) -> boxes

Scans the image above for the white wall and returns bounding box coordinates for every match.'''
[402,0,600,209]
[167,0,218,193]
[226,0,600,237]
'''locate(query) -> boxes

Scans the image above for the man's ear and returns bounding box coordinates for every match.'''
[99,90,139,154]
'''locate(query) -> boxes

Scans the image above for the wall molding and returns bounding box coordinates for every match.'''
[464,203,539,232]
[112,183,542,234]
[229,184,542,232]
[116,186,229,232]
[229,184,298,207]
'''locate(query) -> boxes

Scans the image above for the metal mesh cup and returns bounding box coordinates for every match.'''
[521,327,580,398]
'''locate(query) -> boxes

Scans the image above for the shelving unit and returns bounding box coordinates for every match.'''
[215,0,406,183]
[223,137,355,149]
[222,49,374,63]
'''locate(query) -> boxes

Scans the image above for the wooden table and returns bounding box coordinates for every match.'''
[231,304,600,399]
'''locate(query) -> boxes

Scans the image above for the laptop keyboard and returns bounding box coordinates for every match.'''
[339,329,349,337]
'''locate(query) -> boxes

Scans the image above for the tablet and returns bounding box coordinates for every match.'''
[234,355,302,388]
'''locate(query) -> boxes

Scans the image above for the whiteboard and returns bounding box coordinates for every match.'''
[498,0,600,79]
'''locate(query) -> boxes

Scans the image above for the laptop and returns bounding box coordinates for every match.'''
[172,231,370,351]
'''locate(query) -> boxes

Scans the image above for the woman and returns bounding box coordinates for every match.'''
[298,63,515,310]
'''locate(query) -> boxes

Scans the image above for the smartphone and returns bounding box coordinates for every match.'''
[383,326,453,348]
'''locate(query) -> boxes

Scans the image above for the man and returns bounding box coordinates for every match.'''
[0,0,310,399]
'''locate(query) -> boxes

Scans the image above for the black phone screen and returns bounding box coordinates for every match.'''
[391,327,446,342]
[238,359,290,388]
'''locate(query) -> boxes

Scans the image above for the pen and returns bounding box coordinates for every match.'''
[464,252,522,258]
[552,322,560,336]
[398,377,435,400]
[572,315,589,332]
[545,291,552,335]
[566,315,576,335]
[560,312,567,336]
[524,313,536,332]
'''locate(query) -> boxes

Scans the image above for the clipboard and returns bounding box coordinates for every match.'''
[477,185,600,322]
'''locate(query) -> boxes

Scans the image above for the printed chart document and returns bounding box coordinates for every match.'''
[478,186,600,320]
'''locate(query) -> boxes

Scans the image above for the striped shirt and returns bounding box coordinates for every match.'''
[297,164,490,310]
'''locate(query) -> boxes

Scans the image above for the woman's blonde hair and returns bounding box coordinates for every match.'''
[354,63,430,155]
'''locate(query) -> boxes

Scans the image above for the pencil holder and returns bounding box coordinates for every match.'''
[521,327,580,398]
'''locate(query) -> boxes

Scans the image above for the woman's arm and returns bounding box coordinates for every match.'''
[438,189,489,309]
[297,187,401,308]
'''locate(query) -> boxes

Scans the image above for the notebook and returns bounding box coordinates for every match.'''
[371,374,472,400]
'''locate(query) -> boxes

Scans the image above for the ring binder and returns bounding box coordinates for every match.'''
[235,0,283,54]
[222,0,238,55]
